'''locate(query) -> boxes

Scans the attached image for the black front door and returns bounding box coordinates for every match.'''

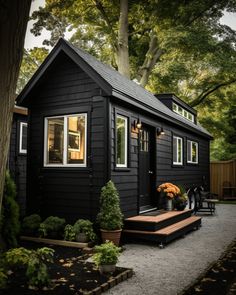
[139,125,154,212]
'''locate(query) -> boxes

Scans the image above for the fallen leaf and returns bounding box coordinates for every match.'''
[202,277,216,282]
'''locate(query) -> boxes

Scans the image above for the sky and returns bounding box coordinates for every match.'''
[24,0,236,50]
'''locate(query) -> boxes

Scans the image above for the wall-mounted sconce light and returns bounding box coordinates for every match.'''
[134,118,142,130]
[157,127,165,136]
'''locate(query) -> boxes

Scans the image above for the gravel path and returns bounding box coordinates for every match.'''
[107,205,236,295]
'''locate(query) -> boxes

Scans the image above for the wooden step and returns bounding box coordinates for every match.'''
[124,209,192,231]
[123,216,201,248]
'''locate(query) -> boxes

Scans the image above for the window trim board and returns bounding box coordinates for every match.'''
[19,122,27,154]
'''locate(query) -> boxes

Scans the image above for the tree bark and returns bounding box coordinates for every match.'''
[138,32,163,87]
[117,0,130,78]
[0,0,31,216]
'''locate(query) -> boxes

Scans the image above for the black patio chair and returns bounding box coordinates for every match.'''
[193,186,218,215]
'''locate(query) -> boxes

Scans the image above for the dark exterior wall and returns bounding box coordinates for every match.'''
[8,113,27,215]
[110,100,210,217]
[27,52,107,222]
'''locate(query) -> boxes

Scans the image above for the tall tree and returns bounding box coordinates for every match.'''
[0,0,32,215]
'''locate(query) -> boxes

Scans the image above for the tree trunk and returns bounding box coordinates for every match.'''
[117,0,130,78]
[138,33,163,87]
[0,0,31,216]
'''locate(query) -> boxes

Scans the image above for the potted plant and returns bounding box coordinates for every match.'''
[73,219,96,243]
[92,241,121,274]
[173,185,188,211]
[39,216,65,239]
[157,183,180,211]
[96,180,123,246]
[21,214,41,236]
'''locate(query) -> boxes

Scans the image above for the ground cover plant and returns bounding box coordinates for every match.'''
[0,241,132,295]
[183,239,236,295]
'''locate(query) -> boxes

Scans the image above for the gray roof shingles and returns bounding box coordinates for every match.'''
[65,40,211,138]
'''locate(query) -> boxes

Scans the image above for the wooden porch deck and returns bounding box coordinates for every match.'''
[123,209,201,248]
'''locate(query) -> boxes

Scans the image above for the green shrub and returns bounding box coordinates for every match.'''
[93,241,121,267]
[97,180,123,230]
[0,268,7,289]
[22,214,41,236]
[0,171,20,248]
[4,247,54,288]
[64,224,75,241]
[39,216,65,238]
[73,219,96,242]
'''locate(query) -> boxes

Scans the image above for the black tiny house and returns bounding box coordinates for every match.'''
[17,39,212,222]
[8,106,28,215]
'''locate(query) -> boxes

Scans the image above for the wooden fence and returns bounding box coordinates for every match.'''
[210,159,236,199]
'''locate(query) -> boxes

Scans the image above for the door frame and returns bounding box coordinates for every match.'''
[138,123,156,213]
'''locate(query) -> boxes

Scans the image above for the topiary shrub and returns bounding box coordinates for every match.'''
[96,180,123,230]
[39,216,65,238]
[0,171,20,248]
[73,219,96,242]
[22,214,41,236]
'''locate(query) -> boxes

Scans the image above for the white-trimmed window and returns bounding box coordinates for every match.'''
[19,122,27,154]
[172,102,194,123]
[116,115,128,167]
[44,113,87,167]
[187,140,198,164]
[173,136,183,165]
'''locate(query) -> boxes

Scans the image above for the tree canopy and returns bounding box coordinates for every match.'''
[19,0,236,160]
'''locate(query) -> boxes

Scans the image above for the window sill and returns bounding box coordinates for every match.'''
[114,167,131,172]
[172,164,184,168]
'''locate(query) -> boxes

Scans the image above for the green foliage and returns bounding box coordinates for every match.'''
[22,214,41,236]
[64,224,75,241]
[4,246,54,289]
[97,180,123,230]
[0,171,20,248]
[0,269,7,289]
[93,241,121,267]
[73,219,96,242]
[39,216,65,238]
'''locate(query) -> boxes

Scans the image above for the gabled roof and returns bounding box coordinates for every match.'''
[17,38,212,139]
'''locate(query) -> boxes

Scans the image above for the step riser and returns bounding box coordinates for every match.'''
[124,210,192,231]
[123,219,201,245]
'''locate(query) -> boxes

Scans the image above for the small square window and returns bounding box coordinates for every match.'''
[19,122,27,154]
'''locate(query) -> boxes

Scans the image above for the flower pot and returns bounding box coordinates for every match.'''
[166,199,173,211]
[175,203,186,211]
[75,233,89,243]
[100,229,122,246]
[99,264,116,274]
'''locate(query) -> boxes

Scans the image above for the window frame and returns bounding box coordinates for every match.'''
[116,114,128,168]
[172,102,194,123]
[44,113,87,167]
[187,140,199,164]
[19,122,27,154]
[173,135,183,166]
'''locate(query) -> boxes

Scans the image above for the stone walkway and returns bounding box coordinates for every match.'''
[107,205,236,295]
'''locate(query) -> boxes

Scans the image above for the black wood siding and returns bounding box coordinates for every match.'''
[110,100,210,217]
[27,52,107,222]
[8,113,27,215]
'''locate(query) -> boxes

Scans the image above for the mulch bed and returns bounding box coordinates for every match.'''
[1,241,133,295]
[182,239,236,295]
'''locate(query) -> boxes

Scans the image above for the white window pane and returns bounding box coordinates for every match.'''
[173,137,177,163]
[116,116,127,166]
[192,142,197,163]
[47,118,64,164]
[177,138,182,163]
[67,115,86,164]
[173,103,177,112]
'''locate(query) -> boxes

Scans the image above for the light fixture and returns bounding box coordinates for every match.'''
[134,118,142,130]
[157,127,165,136]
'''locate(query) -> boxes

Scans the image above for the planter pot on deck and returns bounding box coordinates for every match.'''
[99,264,116,274]
[175,203,186,211]
[100,229,122,246]
[166,199,173,211]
